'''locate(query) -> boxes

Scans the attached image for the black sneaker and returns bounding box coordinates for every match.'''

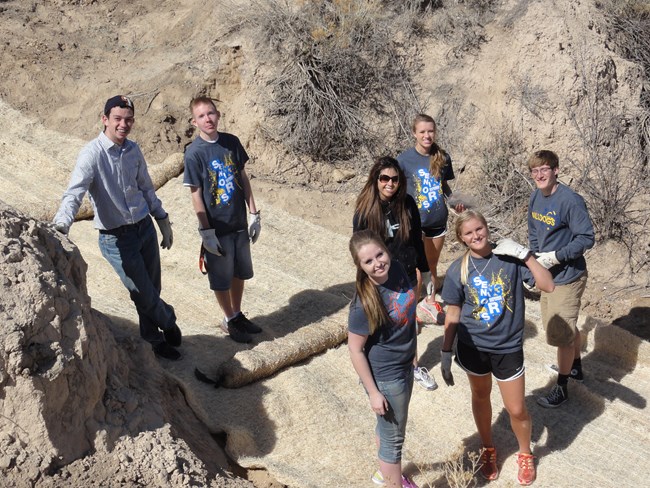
[546,364,584,382]
[153,342,181,361]
[233,312,262,334]
[220,318,252,343]
[163,324,182,347]
[537,384,568,408]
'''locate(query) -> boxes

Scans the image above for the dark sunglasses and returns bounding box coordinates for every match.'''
[378,174,399,183]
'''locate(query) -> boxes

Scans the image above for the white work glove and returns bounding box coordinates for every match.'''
[248,211,261,243]
[441,350,454,386]
[493,238,530,261]
[420,271,432,296]
[199,228,224,256]
[156,215,174,250]
[535,251,560,269]
[53,221,70,235]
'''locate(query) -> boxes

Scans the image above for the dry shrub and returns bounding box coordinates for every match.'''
[430,0,497,58]
[222,0,501,163]
[443,446,482,488]
[566,44,650,271]
[235,0,422,162]
[508,72,552,120]
[476,121,531,243]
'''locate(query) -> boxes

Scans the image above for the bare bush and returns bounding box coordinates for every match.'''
[508,72,552,119]
[566,45,650,271]
[442,446,482,488]
[232,0,423,162]
[476,121,531,242]
[430,0,497,58]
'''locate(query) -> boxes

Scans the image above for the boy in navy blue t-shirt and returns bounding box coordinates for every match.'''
[527,150,595,408]
[183,96,262,343]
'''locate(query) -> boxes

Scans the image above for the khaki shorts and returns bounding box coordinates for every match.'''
[540,272,587,347]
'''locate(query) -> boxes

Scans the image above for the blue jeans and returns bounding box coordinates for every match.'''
[375,371,414,464]
[98,216,176,346]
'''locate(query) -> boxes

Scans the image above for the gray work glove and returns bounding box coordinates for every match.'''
[493,238,530,261]
[535,251,560,269]
[53,222,70,235]
[156,215,174,250]
[199,228,223,256]
[248,211,261,244]
[441,350,454,386]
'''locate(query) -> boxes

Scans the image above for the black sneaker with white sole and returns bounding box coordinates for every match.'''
[537,384,568,408]
[546,364,584,382]
[233,312,262,334]
[221,317,252,343]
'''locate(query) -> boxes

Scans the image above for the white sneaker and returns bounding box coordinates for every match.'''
[414,366,438,391]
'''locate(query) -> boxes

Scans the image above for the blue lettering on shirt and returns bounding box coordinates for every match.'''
[471,275,504,324]
[209,155,237,207]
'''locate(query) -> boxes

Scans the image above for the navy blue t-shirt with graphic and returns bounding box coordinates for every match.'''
[441,253,532,354]
[183,132,249,236]
[348,262,417,382]
[397,147,455,230]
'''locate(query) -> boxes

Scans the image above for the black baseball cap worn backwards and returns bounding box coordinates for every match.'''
[104,95,135,116]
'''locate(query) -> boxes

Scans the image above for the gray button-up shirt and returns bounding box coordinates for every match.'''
[54,131,166,230]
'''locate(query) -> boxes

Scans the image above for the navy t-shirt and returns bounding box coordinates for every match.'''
[441,253,532,354]
[183,132,249,236]
[348,262,417,382]
[528,184,594,285]
[397,147,455,229]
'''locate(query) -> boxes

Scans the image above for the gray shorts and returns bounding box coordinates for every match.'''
[204,230,254,291]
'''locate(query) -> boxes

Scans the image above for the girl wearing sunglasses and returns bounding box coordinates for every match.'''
[353,156,436,392]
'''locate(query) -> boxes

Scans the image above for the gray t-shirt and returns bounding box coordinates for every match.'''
[397,147,455,229]
[183,132,249,236]
[528,184,595,285]
[348,262,417,382]
[441,253,532,354]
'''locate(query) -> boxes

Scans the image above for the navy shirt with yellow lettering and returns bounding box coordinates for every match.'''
[528,184,594,285]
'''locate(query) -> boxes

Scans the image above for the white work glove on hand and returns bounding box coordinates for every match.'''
[493,238,530,261]
[53,222,70,235]
[156,215,174,250]
[441,350,454,386]
[535,251,560,269]
[199,228,224,256]
[248,211,261,243]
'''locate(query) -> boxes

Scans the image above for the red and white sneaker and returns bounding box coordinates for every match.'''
[517,452,536,486]
[417,299,445,326]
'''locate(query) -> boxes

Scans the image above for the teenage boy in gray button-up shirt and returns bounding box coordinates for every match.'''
[54,95,182,360]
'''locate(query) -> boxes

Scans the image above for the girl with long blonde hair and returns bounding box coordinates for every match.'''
[439,210,554,486]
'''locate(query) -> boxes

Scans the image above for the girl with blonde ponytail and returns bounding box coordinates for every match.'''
[397,114,464,324]
[347,230,419,488]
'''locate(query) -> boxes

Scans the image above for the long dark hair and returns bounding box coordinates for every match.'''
[349,230,391,334]
[354,156,410,243]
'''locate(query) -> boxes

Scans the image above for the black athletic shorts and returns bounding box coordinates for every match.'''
[455,341,525,382]
[422,225,447,238]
